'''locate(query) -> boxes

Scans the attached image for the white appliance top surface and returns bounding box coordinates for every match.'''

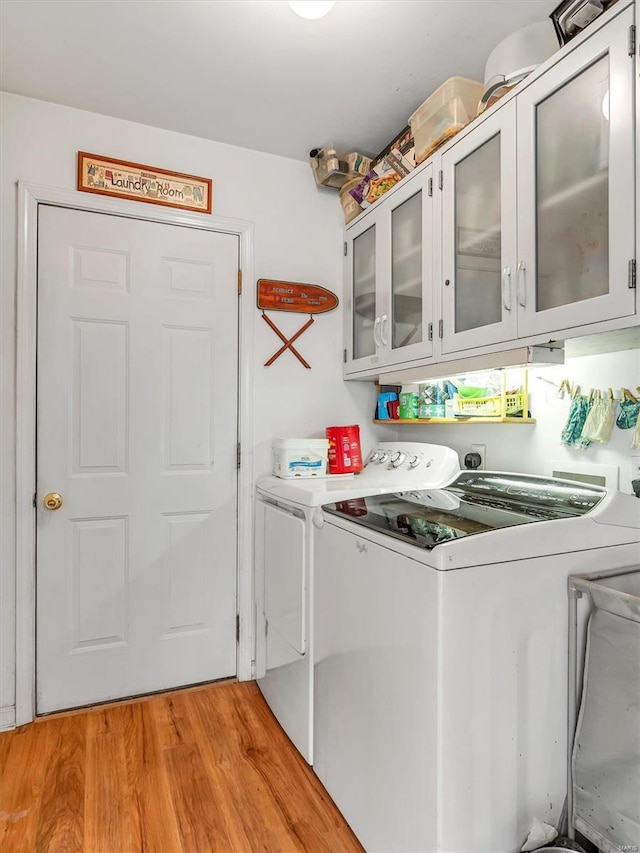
[257,442,461,508]
[321,471,640,570]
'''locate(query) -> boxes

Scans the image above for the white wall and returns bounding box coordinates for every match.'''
[4,93,636,728]
[0,92,386,723]
[396,349,640,494]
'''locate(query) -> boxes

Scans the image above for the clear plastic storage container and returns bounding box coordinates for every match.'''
[409,77,484,164]
[272,438,329,478]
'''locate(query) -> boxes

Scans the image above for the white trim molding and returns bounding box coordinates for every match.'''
[15,181,255,726]
[0,706,16,731]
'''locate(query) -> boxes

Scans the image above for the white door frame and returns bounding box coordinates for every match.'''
[15,181,255,726]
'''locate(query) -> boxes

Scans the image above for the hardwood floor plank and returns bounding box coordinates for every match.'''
[114,701,183,853]
[34,715,85,853]
[152,691,198,751]
[188,685,300,853]
[0,720,58,852]
[190,682,364,853]
[244,687,356,834]
[193,682,268,765]
[0,682,363,853]
[0,729,14,779]
[84,709,141,853]
[163,741,236,852]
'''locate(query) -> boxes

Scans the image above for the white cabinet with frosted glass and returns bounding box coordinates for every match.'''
[516,6,635,337]
[441,101,518,354]
[440,3,635,357]
[344,166,435,377]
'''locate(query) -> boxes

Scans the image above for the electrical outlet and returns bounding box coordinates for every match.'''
[471,443,486,470]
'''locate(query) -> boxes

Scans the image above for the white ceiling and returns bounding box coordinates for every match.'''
[0,0,559,162]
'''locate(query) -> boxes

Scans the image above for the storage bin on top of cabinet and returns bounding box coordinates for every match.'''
[409,76,484,165]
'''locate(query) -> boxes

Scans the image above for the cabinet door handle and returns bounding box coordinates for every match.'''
[373,316,382,348]
[380,314,389,347]
[501,266,512,311]
[517,261,527,308]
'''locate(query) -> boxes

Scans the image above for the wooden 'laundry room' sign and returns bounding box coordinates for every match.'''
[77,151,212,213]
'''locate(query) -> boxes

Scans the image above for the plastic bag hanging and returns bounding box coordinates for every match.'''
[574,392,595,451]
[617,389,640,429]
[560,387,591,449]
[581,389,616,444]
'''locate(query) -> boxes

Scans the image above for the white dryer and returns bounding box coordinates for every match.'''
[254,442,460,764]
[313,471,640,853]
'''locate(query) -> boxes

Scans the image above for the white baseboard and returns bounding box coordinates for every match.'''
[0,705,16,731]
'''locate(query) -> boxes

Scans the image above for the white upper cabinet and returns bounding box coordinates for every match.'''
[342,1,637,378]
[516,5,636,337]
[441,101,518,354]
[344,166,435,376]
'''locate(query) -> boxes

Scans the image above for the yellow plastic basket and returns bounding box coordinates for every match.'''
[453,392,524,418]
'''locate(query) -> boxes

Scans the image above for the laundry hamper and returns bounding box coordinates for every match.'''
[568,568,640,853]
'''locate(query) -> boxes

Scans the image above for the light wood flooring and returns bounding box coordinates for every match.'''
[0,680,364,852]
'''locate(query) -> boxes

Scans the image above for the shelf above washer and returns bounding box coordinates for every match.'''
[374,417,536,425]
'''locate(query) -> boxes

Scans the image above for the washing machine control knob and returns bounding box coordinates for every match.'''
[391,452,405,468]
[408,455,421,468]
[368,451,380,463]
[377,452,390,463]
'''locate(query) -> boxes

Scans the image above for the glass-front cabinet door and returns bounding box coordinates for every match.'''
[441,101,518,354]
[381,164,434,367]
[516,5,635,337]
[344,166,434,376]
[344,208,383,376]
[351,220,377,361]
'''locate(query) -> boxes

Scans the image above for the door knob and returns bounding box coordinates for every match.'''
[43,492,63,511]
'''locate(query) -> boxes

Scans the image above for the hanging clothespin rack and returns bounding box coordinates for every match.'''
[257,279,339,369]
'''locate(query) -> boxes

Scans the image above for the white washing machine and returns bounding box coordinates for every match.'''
[313,470,640,853]
[254,442,460,764]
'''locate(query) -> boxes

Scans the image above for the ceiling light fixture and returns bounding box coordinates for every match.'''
[288,1,336,20]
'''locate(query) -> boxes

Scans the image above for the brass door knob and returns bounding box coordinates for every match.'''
[43,492,63,511]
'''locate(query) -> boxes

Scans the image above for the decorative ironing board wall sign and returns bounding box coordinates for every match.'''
[257,279,339,368]
[77,152,212,213]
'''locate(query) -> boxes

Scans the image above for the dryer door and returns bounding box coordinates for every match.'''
[264,502,307,656]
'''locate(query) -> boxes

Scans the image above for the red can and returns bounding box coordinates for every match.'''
[326,424,363,474]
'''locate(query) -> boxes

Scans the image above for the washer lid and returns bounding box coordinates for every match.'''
[322,472,607,551]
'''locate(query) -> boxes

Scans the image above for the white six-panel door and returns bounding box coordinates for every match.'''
[36,205,239,713]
